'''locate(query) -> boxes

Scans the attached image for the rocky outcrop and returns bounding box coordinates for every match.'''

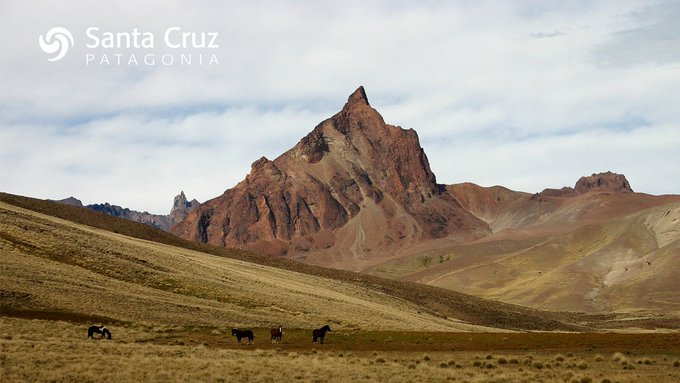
[574,171,633,194]
[169,191,200,222]
[172,87,491,264]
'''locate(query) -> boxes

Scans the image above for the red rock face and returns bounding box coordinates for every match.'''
[574,171,633,194]
[171,87,491,263]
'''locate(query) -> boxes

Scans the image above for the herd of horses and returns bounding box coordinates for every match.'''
[87,324,332,345]
[231,324,331,345]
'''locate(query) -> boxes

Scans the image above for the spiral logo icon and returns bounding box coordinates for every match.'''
[39,27,74,62]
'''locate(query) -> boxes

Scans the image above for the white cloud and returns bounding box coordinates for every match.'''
[0,0,678,213]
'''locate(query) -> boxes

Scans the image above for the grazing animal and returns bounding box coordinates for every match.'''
[270,325,283,343]
[87,325,112,340]
[231,328,254,345]
[312,325,331,344]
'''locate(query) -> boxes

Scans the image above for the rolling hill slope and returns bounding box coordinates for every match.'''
[0,199,482,332]
[1,192,598,332]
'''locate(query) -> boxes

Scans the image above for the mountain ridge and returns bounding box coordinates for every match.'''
[49,192,199,231]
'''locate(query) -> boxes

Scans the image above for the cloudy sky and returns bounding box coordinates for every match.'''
[1,1,678,214]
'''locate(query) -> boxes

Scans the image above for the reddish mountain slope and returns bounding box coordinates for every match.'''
[172,87,490,269]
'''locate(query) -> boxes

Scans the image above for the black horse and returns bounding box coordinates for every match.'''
[87,325,111,340]
[312,325,331,344]
[231,328,254,345]
[270,325,283,343]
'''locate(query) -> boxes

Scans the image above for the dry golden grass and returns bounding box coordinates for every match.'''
[0,201,487,332]
[2,318,680,383]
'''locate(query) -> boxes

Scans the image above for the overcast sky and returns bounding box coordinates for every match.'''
[1,1,679,214]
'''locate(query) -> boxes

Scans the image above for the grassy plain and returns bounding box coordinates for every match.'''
[2,318,680,383]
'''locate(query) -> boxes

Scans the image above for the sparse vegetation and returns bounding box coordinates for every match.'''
[420,256,433,267]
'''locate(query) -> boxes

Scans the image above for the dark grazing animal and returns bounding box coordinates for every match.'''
[270,325,283,343]
[312,325,331,344]
[231,328,254,345]
[87,325,112,340]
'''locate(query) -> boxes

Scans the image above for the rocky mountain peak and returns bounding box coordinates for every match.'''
[170,191,200,221]
[346,85,370,107]
[172,87,491,262]
[574,171,633,194]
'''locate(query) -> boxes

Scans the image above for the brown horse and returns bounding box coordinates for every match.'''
[312,325,331,344]
[231,328,254,345]
[270,325,283,343]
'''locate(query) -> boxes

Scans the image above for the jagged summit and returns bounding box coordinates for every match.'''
[170,191,200,221]
[346,85,370,107]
